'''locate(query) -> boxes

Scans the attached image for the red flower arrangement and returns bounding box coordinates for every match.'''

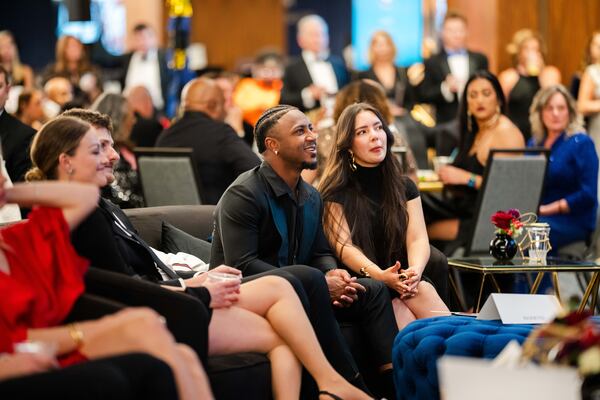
[522,311,600,376]
[490,208,523,237]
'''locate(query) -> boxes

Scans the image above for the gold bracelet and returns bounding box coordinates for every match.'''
[68,323,85,349]
[360,263,379,278]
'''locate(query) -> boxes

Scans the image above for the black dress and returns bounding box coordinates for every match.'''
[358,66,417,110]
[330,164,418,266]
[507,74,540,141]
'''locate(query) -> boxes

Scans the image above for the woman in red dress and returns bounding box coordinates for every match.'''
[0,121,211,399]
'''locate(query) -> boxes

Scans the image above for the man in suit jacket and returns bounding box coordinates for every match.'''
[121,24,170,114]
[280,15,349,111]
[417,11,488,124]
[210,105,398,399]
[155,78,260,205]
[0,66,35,183]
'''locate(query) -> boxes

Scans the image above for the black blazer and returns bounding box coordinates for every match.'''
[0,111,35,182]
[155,111,261,205]
[73,199,157,279]
[73,199,212,304]
[120,49,170,110]
[416,50,488,123]
[280,55,350,111]
[130,113,163,147]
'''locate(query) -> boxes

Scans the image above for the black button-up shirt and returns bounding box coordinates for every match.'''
[210,161,337,275]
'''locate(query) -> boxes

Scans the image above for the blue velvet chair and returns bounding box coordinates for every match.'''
[392,316,535,400]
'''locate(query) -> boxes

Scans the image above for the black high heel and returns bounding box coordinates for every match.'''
[319,392,384,400]
[318,391,344,400]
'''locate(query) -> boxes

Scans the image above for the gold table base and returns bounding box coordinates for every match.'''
[448,257,600,313]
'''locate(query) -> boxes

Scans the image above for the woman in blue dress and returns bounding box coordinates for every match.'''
[528,84,598,251]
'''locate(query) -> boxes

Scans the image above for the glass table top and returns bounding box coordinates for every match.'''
[448,257,600,272]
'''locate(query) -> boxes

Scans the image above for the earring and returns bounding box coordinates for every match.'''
[467,110,473,132]
[67,167,74,176]
[348,151,357,172]
[274,149,278,156]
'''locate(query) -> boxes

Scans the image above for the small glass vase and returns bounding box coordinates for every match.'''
[489,232,517,261]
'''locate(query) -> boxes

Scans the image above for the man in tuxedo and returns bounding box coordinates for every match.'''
[211,105,398,399]
[121,24,170,113]
[417,11,488,124]
[0,66,35,183]
[155,78,260,205]
[280,15,349,111]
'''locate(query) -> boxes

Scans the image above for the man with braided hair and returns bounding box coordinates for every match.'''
[211,105,399,400]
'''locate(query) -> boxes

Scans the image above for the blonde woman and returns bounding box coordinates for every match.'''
[529,85,598,251]
[357,31,421,113]
[499,29,561,140]
[0,31,33,89]
[577,31,600,157]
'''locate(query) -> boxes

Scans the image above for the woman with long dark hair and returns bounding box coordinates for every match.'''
[319,102,448,328]
[427,70,524,242]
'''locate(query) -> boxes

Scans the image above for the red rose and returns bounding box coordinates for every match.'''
[491,211,513,230]
[560,310,593,326]
[507,209,521,219]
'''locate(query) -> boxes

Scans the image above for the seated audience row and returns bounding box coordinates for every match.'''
[25,111,373,399]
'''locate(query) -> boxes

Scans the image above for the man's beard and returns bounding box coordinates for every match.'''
[301,160,317,170]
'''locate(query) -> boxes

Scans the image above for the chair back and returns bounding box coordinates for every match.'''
[135,147,204,207]
[465,148,549,255]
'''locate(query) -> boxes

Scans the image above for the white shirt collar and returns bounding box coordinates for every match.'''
[302,50,330,63]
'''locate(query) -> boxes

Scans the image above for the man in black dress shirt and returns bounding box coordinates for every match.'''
[0,66,35,183]
[417,11,488,124]
[155,78,260,204]
[211,105,398,399]
[280,15,349,111]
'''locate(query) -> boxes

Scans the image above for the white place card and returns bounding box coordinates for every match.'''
[438,356,581,400]
[477,293,562,324]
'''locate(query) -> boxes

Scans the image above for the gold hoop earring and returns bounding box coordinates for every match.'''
[348,151,357,172]
[467,110,473,132]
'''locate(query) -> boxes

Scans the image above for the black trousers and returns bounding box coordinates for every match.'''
[0,353,178,400]
[333,277,398,368]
